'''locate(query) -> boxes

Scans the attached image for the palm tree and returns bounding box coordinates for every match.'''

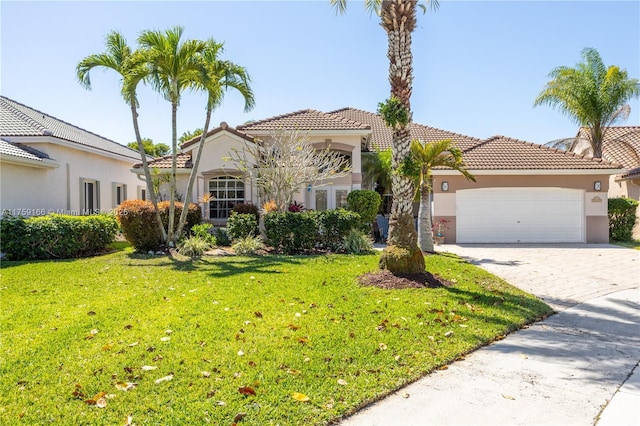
[410,139,475,253]
[77,31,167,242]
[331,0,438,273]
[175,40,255,239]
[138,26,207,244]
[534,47,639,158]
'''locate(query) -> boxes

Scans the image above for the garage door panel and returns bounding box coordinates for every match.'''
[456,188,584,243]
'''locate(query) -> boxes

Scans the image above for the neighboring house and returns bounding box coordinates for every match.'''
[133,107,621,243]
[573,126,640,238]
[0,96,148,216]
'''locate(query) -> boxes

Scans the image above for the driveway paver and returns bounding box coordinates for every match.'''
[340,244,640,426]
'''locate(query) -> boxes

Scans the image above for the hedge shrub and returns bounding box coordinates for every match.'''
[347,190,381,226]
[0,213,118,260]
[264,212,318,254]
[316,209,361,252]
[227,212,258,240]
[608,197,639,241]
[117,200,202,251]
[232,203,259,220]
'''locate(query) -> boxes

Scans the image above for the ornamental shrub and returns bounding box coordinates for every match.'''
[316,209,361,252]
[232,203,259,220]
[341,229,374,254]
[212,227,231,247]
[117,200,202,251]
[347,190,381,227]
[227,212,258,240]
[0,213,118,260]
[191,223,217,246]
[232,234,265,256]
[178,236,212,257]
[608,197,639,241]
[264,211,318,254]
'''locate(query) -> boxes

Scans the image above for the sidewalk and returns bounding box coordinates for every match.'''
[340,288,640,426]
[342,244,639,425]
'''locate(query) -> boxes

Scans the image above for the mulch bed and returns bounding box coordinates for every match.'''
[358,269,453,290]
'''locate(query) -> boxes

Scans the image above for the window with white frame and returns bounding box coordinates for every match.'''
[208,176,244,220]
[80,178,100,214]
[113,183,127,207]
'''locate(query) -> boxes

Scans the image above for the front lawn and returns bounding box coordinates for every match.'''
[0,246,551,425]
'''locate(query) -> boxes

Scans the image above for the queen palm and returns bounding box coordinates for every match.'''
[534,47,639,158]
[175,40,255,238]
[331,0,439,273]
[410,139,474,253]
[76,31,167,242]
[138,26,208,244]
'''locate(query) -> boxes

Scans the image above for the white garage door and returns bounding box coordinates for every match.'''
[456,188,584,243]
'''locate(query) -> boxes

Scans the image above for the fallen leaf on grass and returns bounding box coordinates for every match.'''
[85,391,107,406]
[202,371,211,378]
[292,392,309,402]
[101,345,112,351]
[287,324,300,330]
[297,337,309,344]
[378,343,387,350]
[337,379,348,386]
[160,336,170,342]
[123,414,134,426]
[95,398,107,408]
[115,382,137,391]
[233,412,247,423]
[238,386,256,396]
[287,369,301,375]
[141,365,157,371]
[128,342,139,347]
[154,375,173,385]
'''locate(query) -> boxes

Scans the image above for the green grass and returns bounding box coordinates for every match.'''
[612,239,640,250]
[0,246,552,425]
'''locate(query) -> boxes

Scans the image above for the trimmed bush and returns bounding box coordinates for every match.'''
[316,209,361,252]
[347,190,381,227]
[117,200,202,251]
[227,212,258,240]
[264,212,318,254]
[608,197,639,241]
[0,213,118,260]
[232,203,259,220]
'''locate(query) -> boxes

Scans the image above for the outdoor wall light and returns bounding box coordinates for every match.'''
[441,181,449,192]
[594,181,601,191]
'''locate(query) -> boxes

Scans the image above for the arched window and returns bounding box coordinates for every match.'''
[208,176,244,219]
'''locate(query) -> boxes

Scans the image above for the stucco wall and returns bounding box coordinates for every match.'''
[1,142,143,216]
[432,173,613,243]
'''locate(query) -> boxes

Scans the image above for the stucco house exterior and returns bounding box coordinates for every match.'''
[134,107,621,243]
[573,126,640,238]
[0,96,148,216]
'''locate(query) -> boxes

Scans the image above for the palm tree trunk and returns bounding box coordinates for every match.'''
[175,108,212,238]
[379,0,425,274]
[167,101,178,244]
[417,178,434,253]
[131,104,168,243]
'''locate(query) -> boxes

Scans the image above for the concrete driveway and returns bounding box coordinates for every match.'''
[341,244,640,426]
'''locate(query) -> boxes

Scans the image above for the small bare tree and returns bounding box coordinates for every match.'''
[229,129,351,212]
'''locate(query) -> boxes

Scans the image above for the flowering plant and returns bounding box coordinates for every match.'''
[432,219,450,237]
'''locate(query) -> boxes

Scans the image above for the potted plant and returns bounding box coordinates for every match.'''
[432,219,450,245]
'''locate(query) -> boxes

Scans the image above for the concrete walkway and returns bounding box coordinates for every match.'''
[341,244,640,426]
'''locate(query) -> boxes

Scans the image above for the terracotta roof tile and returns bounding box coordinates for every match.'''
[577,126,640,170]
[329,107,481,151]
[180,122,255,149]
[134,153,192,169]
[0,96,144,162]
[237,109,370,132]
[462,135,620,170]
[620,166,640,180]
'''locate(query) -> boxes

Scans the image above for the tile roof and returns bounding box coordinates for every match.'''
[134,153,192,169]
[237,109,371,132]
[619,166,640,180]
[577,126,640,170]
[0,96,144,162]
[0,138,51,162]
[330,107,482,151]
[180,122,256,149]
[460,136,620,170]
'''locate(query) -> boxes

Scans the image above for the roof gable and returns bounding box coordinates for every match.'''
[577,126,640,170]
[237,109,371,132]
[180,122,255,149]
[0,96,144,162]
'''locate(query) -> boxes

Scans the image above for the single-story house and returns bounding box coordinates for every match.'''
[573,126,640,238]
[0,96,149,216]
[134,107,621,243]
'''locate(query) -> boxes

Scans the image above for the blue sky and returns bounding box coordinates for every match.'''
[2,1,639,147]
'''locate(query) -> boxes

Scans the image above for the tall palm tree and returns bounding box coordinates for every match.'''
[175,40,255,238]
[138,26,207,244]
[534,47,639,158]
[77,31,167,242]
[331,0,438,273]
[410,139,475,253]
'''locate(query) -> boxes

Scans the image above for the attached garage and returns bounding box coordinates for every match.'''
[456,187,584,243]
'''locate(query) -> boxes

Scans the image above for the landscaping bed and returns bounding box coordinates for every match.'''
[0,246,552,425]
